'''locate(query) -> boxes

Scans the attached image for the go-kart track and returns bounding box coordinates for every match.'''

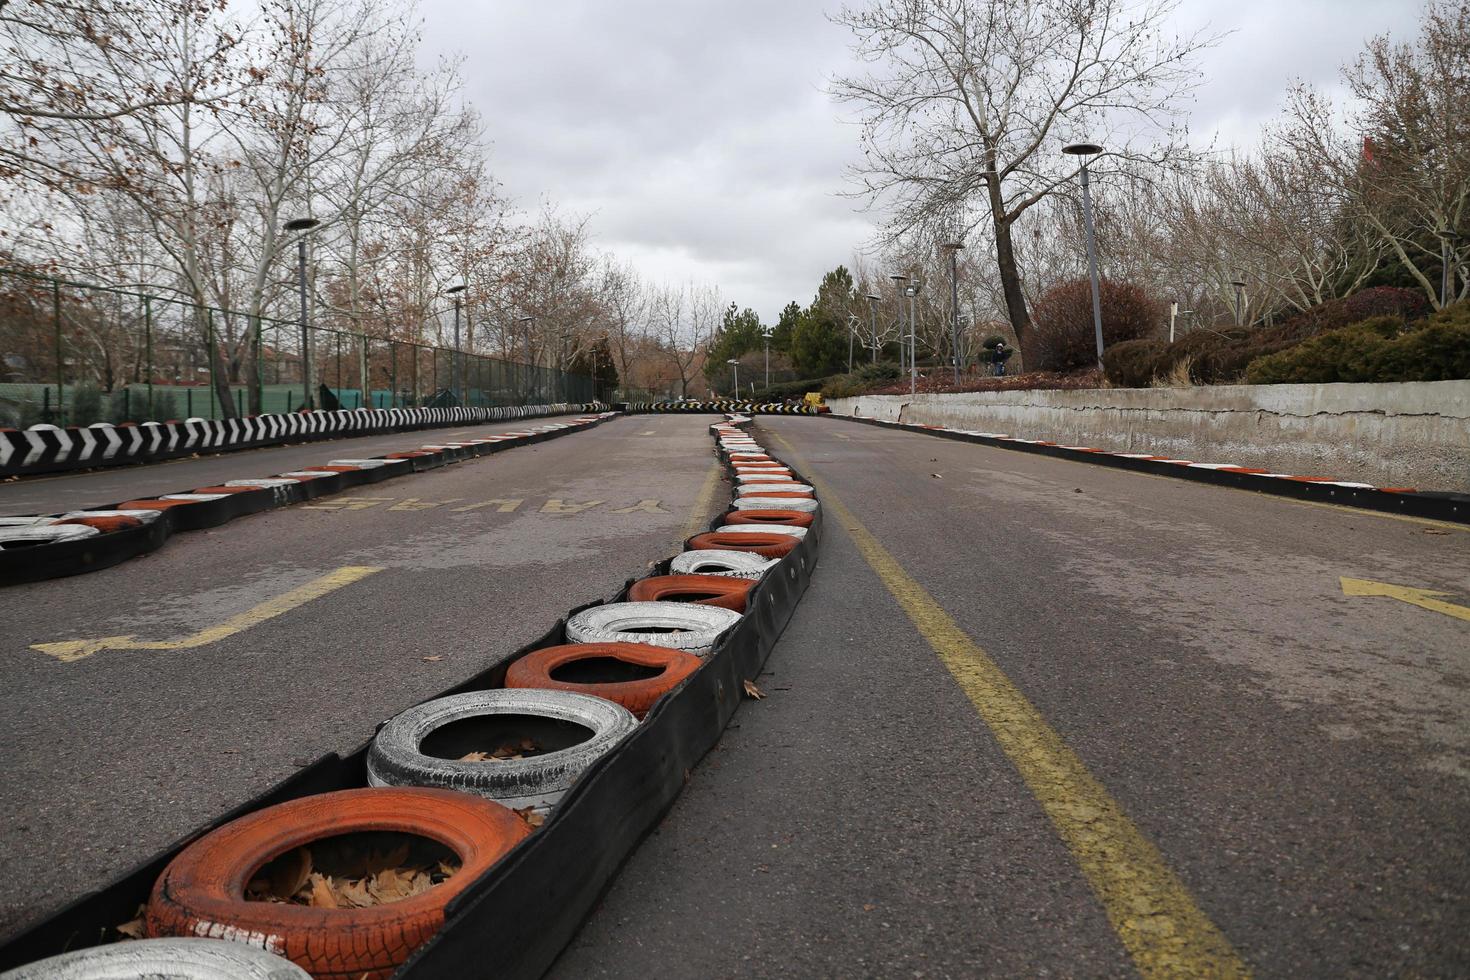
[2,410,1468,978]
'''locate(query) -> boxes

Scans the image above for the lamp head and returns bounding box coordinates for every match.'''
[940,241,964,250]
[1062,142,1104,156]
[446,284,467,295]
[284,217,320,232]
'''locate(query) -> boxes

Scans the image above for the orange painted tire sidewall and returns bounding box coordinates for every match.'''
[504,642,702,718]
[722,510,814,528]
[687,531,798,558]
[144,787,529,980]
[627,574,754,612]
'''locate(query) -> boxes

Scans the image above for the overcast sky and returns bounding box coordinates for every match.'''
[414,0,1424,324]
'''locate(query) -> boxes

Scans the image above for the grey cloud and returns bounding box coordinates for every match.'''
[419,0,1423,322]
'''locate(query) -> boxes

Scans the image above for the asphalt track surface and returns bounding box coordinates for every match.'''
[553,416,1470,978]
[0,412,593,516]
[0,414,724,941]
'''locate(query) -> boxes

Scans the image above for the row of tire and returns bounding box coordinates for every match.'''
[1,415,819,980]
[0,418,603,553]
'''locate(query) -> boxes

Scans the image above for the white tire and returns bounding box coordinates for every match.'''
[714,524,808,539]
[0,938,310,979]
[565,601,741,656]
[367,689,636,812]
[0,524,99,548]
[731,496,819,513]
[670,550,778,579]
[734,483,812,496]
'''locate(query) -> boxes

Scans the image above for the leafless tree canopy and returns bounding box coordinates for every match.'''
[0,0,727,410]
[832,0,1217,353]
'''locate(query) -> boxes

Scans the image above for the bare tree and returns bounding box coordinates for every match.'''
[833,0,1217,357]
[1281,0,1470,308]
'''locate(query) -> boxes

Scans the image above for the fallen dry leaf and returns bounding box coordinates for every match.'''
[421,655,443,662]
[115,907,146,940]
[459,751,491,761]
[307,873,338,909]
[862,903,877,912]
[514,806,546,829]
[930,472,942,479]
[743,679,766,700]
[1424,528,1450,535]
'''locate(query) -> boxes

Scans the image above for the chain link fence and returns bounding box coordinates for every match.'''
[0,268,597,426]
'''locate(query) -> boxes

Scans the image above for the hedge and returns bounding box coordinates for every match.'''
[1246,303,1470,384]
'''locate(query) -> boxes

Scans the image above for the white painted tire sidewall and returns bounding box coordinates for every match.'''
[714,524,808,539]
[0,938,310,980]
[565,601,741,656]
[731,496,819,513]
[367,689,636,811]
[670,550,778,579]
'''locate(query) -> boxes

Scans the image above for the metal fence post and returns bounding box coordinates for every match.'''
[52,280,63,423]
[206,308,217,419]
[253,313,262,415]
[145,295,154,419]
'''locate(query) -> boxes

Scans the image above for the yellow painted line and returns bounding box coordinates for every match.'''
[31,566,383,662]
[1341,576,1470,623]
[678,459,724,546]
[767,429,1248,979]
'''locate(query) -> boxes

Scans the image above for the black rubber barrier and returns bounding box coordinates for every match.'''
[619,400,820,415]
[0,417,821,980]
[836,414,1470,526]
[0,416,616,587]
[0,403,609,478]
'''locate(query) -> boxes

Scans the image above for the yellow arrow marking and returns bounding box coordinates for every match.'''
[32,566,383,662]
[1340,576,1470,623]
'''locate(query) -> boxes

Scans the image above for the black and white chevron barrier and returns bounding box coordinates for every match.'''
[0,403,607,478]
[619,400,820,415]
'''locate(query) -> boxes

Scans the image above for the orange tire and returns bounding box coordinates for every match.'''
[144,787,529,980]
[722,509,814,528]
[115,499,198,511]
[309,465,362,473]
[628,574,755,612]
[687,531,797,558]
[189,486,265,495]
[51,515,143,533]
[504,642,702,719]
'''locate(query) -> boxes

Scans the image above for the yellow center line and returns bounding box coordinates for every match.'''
[766,428,1248,979]
[31,566,383,662]
[678,459,725,547]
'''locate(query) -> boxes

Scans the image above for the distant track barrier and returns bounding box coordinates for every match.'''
[619,401,821,414]
[0,403,606,478]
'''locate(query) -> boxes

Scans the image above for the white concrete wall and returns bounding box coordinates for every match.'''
[827,381,1470,492]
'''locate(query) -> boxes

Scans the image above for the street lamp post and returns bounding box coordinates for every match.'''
[941,242,964,383]
[284,217,321,411]
[1230,278,1247,327]
[446,284,466,406]
[727,358,739,397]
[889,275,908,375]
[1063,143,1106,369]
[516,315,534,403]
[905,283,921,396]
[560,333,571,403]
[763,328,772,388]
